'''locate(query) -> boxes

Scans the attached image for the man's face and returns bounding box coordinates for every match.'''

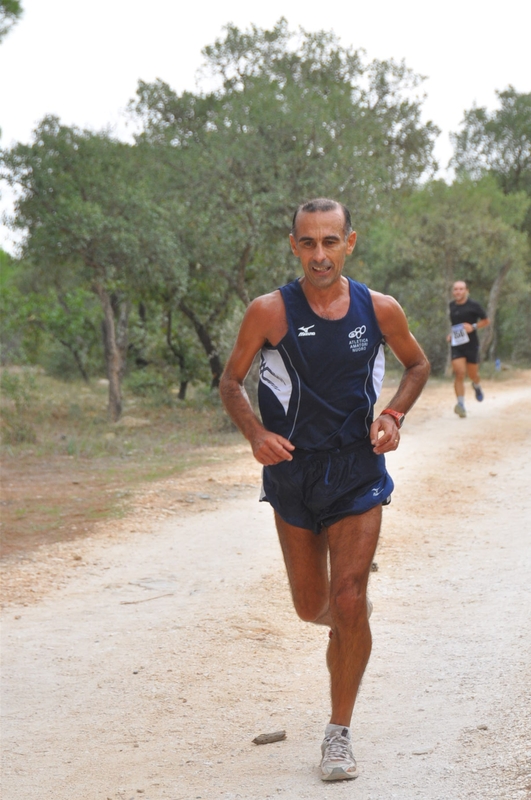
[289,209,357,291]
[452,282,468,303]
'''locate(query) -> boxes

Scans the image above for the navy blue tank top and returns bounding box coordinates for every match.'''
[258,278,385,452]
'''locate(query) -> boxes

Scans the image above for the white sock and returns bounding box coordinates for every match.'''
[457,395,465,407]
[325,723,350,738]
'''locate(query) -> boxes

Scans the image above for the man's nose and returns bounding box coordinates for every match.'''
[314,244,326,262]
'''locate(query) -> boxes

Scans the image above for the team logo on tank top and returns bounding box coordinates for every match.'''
[298,325,316,337]
[348,325,369,352]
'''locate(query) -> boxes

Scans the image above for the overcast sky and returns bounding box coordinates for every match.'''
[1,0,530,252]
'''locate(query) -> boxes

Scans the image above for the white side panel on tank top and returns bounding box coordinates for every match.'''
[372,343,385,398]
[259,349,292,414]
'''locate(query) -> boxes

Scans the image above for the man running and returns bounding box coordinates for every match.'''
[448,280,490,418]
[219,198,430,781]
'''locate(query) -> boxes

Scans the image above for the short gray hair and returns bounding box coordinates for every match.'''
[291,198,352,238]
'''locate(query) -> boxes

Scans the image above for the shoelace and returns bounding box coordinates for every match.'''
[324,733,352,762]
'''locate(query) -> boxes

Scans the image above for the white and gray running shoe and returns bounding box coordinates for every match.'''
[320,728,358,781]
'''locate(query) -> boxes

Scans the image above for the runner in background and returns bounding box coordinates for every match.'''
[448,281,490,418]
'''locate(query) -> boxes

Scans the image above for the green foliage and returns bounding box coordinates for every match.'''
[1,117,188,418]
[1,251,103,378]
[2,118,186,297]
[365,178,530,372]
[124,367,171,400]
[0,368,38,443]
[129,19,438,383]
[451,88,531,237]
[3,21,530,402]
[0,0,22,42]
[451,88,531,195]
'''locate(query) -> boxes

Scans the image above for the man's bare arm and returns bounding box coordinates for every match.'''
[370,292,431,454]
[219,295,295,466]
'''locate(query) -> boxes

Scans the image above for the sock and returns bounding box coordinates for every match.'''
[325,723,350,739]
[472,382,481,389]
[457,396,465,407]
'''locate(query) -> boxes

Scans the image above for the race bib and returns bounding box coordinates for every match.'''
[451,323,469,347]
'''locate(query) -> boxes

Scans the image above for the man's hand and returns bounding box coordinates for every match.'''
[370,415,400,455]
[250,430,295,465]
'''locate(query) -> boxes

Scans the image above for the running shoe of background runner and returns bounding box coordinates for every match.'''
[473,384,484,402]
[454,403,467,418]
[320,728,358,781]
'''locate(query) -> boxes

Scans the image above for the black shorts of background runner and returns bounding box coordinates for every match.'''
[451,341,480,364]
[260,439,394,534]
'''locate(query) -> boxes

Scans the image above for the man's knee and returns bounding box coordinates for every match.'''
[329,582,366,626]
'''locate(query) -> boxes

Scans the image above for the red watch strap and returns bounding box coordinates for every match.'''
[380,408,405,427]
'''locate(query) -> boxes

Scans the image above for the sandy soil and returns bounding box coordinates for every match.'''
[1,376,530,800]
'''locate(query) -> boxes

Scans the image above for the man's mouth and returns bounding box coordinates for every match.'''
[311,263,333,273]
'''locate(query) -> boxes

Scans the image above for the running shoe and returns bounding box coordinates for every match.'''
[473,384,484,402]
[320,728,358,781]
[454,403,466,418]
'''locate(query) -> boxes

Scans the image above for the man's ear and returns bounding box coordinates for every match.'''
[346,231,357,254]
[289,233,300,257]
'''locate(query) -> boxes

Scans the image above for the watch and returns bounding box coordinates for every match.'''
[380,408,405,428]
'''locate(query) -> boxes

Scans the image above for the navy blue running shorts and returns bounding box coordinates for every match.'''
[451,342,480,364]
[260,439,394,534]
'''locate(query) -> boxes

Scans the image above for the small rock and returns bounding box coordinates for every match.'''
[370,562,378,571]
[477,723,488,730]
[253,730,287,745]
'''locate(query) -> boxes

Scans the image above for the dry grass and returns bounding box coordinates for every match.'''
[0,369,241,557]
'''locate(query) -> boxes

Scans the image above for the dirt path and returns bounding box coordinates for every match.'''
[2,377,531,800]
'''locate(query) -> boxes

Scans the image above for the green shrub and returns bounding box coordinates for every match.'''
[0,369,38,444]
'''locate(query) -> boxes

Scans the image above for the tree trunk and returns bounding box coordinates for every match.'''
[62,340,90,384]
[178,300,224,388]
[96,285,124,422]
[480,260,512,361]
[165,308,189,399]
[115,299,130,380]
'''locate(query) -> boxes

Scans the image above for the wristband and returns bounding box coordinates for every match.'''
[380,408,405,428]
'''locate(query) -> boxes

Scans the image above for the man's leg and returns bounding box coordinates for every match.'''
[452,356,466,398]
[274,506,381,781]
[275,506,380,723]
[273,511,330,624]
[325,506,381,727]
[452,357,467,416]
[466,361,484,401]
